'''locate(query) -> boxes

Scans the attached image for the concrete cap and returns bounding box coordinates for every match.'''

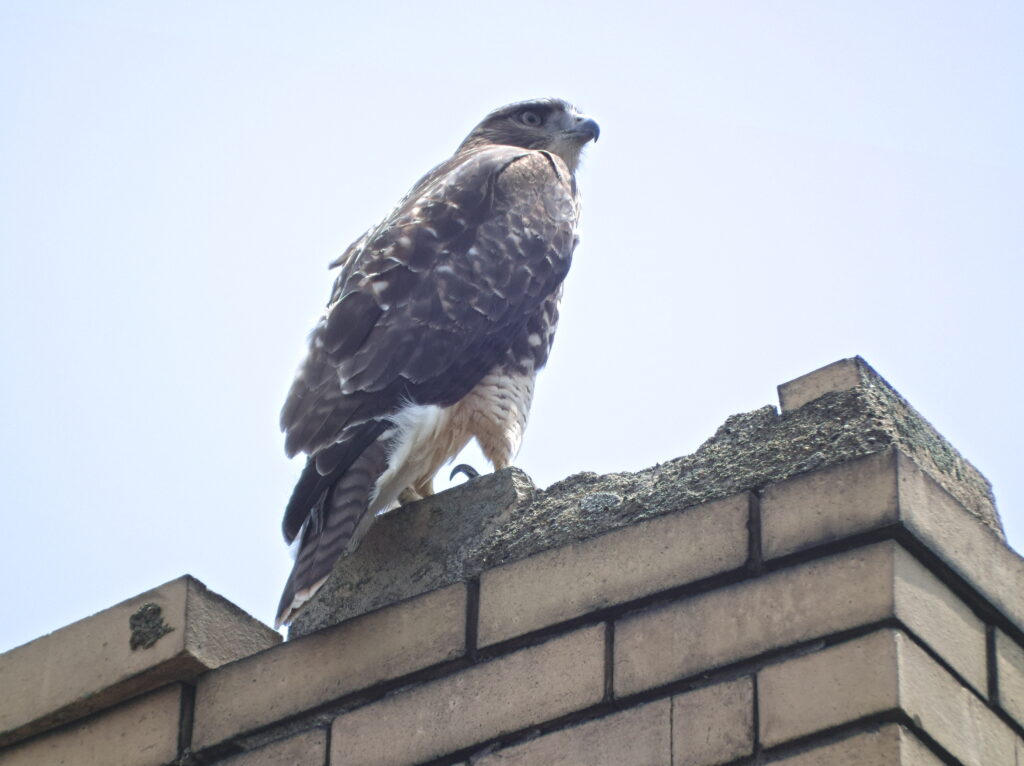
[0,575,280,748]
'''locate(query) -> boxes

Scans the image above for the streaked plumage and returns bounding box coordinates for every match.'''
[277,98,599,627]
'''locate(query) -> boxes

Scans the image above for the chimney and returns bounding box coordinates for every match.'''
[1,357,1021,765]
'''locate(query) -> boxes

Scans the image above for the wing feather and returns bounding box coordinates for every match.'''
[281,146,578,459]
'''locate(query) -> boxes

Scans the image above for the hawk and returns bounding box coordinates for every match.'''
[277,98,599,627]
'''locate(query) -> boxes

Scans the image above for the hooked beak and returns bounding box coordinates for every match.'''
[568,115,600,144]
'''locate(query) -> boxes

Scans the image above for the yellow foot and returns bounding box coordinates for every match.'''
[397,487,424,505]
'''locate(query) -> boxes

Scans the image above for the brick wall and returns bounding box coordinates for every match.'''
[2,358,1022,765]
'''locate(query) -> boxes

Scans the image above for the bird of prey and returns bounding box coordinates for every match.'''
[276,98,599,627]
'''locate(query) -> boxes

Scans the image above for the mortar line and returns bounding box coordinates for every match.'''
[177,682,196,761]
[604,621,615,702]
[986,623,999,704]
[465,577,481,662]
[747,491,764,576]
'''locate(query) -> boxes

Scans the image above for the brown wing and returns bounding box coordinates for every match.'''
[280,146,579,461]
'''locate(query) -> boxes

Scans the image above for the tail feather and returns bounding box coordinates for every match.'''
[275,437,389,628]
[281,420,389,544]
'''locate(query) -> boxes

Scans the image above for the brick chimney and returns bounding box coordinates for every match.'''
[1,357,1021,765]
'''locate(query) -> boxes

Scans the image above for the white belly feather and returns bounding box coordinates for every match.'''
[370,368,536,512]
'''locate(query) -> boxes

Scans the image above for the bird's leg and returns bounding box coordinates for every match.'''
[396,487,422,505]
[397,474,438,505]
[413,476,435,497]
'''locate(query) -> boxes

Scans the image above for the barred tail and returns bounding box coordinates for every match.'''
[275,437,389,628]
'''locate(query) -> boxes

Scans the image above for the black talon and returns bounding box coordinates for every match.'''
[450,464,480,481]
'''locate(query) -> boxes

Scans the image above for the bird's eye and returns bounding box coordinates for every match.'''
[519,111,543,127]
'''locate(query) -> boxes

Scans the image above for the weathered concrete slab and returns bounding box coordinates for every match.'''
[290,356,1003,638]
[778,356,998,531]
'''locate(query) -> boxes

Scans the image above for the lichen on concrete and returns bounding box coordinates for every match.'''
[128,603,174,651]
[289,357,1002,639]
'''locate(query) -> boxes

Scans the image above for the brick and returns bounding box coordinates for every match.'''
[0,576,278,748]
[758,630,1018,766]
[213,729,326,766]
[330,625,605,766]
[996,630,1024,726]
[766,725,943,765]
[475,700,670,765]
[615,543,896,696]
[762,448,1024,635]
[0,684,182,766]
[761,450,898,560]
[898,629,1017,766]
[759,630,900,746]
[615,540,985,699]
[777,357,867,413]
[193,584,465,751]
[891,728,947,765]
[479,494,749,646]
[672,677,754,766]
[892,544,987,696]
[897,455,1024,632]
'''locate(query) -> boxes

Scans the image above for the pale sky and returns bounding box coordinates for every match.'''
[1,1,1021,653]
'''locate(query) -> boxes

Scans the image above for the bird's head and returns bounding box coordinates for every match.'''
[458,98,599,172]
